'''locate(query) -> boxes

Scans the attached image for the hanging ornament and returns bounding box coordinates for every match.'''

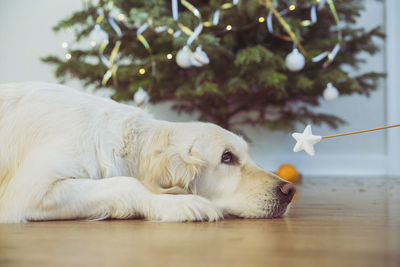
[323,83,339,101]
[90,0,100,6]
[89,25,108,47]
[176,46,193,68]
[176,46,209,68]
[285,48,305,72]
[133,87,150,106]
[189,46,209,67]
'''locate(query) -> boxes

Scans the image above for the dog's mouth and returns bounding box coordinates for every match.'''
[222,198,291,219]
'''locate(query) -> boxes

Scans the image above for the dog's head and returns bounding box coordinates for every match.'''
[138,121,295,218]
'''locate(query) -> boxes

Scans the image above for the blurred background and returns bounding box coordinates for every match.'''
[0,0,398,176]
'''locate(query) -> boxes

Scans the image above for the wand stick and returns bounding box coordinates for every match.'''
[292,124,400,156]
[322,124,400,139]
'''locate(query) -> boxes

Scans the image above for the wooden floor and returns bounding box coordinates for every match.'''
[0,177,399,267]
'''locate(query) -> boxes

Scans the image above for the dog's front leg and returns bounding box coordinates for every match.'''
[23,177,222,222]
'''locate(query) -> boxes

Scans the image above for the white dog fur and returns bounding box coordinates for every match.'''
[0,82,294,223]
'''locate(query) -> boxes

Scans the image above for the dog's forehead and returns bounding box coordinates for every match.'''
[199,123,248,152]
[223,132,248,153]
[177,122,248,152]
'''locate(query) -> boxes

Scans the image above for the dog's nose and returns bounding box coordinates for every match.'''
[276,182,296,203]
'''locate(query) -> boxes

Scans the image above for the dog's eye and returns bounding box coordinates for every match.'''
[221,151,234,164]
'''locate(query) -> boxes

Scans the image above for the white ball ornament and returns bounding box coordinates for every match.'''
[133,87,150,106]
[176,46,193,68]
[190,46,209,67]
[285,48,305,72]
[89,25,108,47]
[323,83,339,101]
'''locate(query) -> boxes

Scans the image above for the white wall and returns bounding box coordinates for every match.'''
[0,0,398,176]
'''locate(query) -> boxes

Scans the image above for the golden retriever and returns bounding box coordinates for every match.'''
[0,82,295,223]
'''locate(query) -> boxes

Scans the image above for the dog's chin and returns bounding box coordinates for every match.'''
[268,203,291,218]
[264,199,291,218]
[224,200,291,219]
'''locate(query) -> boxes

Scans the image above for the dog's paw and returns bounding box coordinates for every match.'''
[147,194,223,222]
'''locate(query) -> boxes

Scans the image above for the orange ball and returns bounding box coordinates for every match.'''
[277,164,299,183]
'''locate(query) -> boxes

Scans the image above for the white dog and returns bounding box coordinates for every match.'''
[0,82,295,223]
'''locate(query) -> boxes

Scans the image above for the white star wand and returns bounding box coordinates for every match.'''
[292,124,400,156]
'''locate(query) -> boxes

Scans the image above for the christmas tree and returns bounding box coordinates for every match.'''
[42,0,384,132]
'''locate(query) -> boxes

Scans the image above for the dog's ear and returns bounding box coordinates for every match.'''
[139,128,203,194]
[159,145,203,194]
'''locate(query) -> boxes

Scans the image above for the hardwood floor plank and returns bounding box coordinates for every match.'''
[0,177,399,267]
